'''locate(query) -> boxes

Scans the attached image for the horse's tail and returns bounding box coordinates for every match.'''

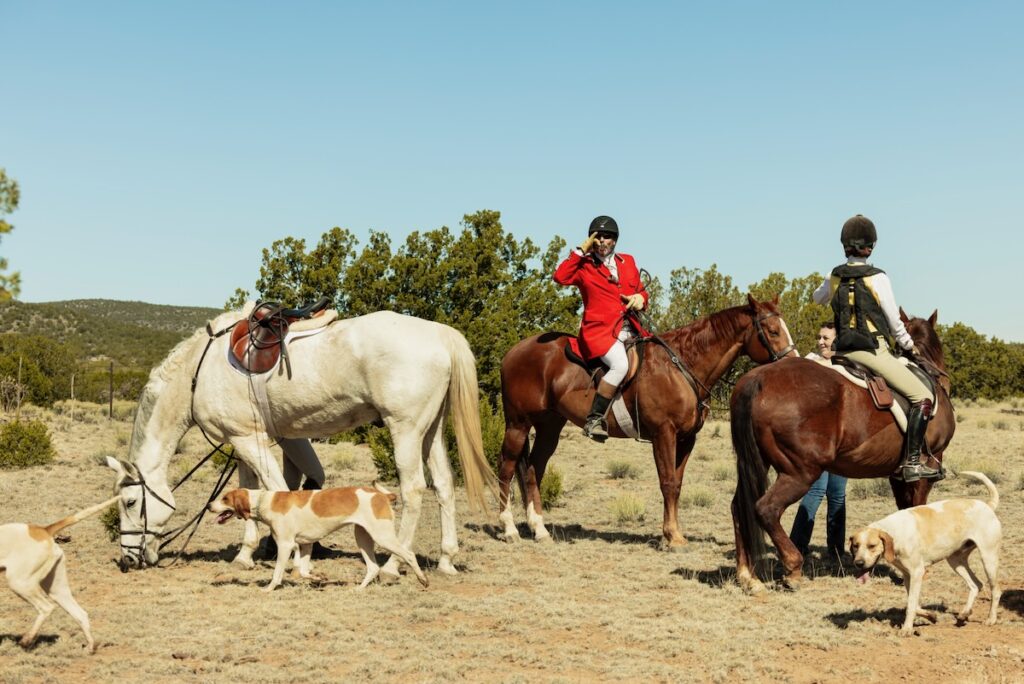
[960,470,999,511]
[731,376,770,572]
[443,328,500,513]
[45,495,121,537]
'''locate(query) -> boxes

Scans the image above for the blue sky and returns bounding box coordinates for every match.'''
[2,2,1022,340]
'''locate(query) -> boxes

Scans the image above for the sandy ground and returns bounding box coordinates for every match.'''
[1,400,1022,683]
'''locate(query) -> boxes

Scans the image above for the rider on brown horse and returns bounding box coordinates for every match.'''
[812,214,940,483]
[553,216,650,441]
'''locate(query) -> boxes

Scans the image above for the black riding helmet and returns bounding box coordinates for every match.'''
[589,215,619,238]
[840,214,877,250]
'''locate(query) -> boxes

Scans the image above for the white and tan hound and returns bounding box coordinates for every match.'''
[209,485,428,591]
[0,495,119,653]
[849,471,1001,635]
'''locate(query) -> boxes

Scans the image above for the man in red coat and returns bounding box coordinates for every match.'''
[553,215,650,441]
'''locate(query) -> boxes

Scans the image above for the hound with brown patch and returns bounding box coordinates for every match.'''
[848,471,1001,635]
[0,496,119,652]
[208,485,428,592]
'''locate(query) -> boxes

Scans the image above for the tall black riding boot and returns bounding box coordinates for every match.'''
[582,392,613,442]
[301,477,332,560]
[897,399,941,483]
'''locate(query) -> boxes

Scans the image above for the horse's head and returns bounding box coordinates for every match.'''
[106,456,176,572]
[900,308,949,392]
[743,294,799,363]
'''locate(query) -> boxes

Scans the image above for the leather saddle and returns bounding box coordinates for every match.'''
[563,336,644,388]
[230,296,331,375]
[830,354,937,415]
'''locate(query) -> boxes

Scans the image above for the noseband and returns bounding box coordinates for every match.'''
[754,311,796,362]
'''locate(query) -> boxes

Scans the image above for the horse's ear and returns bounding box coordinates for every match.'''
[105,456,127,477]
[747,293,759,309]
[928,309,939,327]
[898,307,911,324]
[771,293,780,305]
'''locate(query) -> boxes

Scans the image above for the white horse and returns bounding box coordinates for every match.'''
[107,305,497,577]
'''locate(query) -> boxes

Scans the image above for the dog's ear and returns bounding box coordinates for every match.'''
[848,535,856,556]
[232,490,251,520]
[879,531,896,564]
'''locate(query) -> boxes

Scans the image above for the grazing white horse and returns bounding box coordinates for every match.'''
[107,305,497,577]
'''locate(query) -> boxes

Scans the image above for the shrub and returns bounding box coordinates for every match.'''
[711,464,732,481]
[607,460,639,479]
[333,451,357,471]
[0,419,55,468]
[680,485,715,508]
[540,466,563,509]
[955,413,966,424]
[847,478,892,500]
[611,494,646,524]
[368,426,397,482]
[993,420,1010,430]
[1017,472,1024,492]
[100,503,120,543]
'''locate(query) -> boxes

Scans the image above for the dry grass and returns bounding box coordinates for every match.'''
[0,401,1022,682]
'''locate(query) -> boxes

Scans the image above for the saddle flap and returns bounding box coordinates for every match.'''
[867,376,894,409]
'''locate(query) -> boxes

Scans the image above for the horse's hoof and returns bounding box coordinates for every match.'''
[500,531,521,543]
[231,557,255,570]
[740,578,767,595]
[437,558,458,576]
[379,571,401,585]
[782,575,806,591]
[534,533,553,544]
[658,538,687,552]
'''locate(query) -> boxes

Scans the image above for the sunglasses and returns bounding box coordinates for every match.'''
[595,232,617,241]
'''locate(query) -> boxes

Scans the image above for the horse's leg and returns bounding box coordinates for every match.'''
[230,436,289,569]
[498,417,531,542]
[380,426,429,580]
[732,492,763,594]
[651,426,685,549]
[666,432,697,547]
[523,415,566,542]
[423,416,460,576]
[754,472,813,587]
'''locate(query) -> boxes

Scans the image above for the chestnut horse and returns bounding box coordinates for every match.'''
[498,295,798,548]
[730,310,954,593]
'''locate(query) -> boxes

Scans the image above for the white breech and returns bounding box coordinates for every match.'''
[600,339,629,388]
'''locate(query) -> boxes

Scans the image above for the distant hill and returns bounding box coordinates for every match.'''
[0,299,222,369]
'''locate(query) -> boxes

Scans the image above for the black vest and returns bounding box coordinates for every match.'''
[830,263,894,352]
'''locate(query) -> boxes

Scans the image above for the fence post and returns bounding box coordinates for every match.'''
[109,361,114,420]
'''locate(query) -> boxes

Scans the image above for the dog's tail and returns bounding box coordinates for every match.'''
[44,495,121,537]
[960,471,999,511]
[372,481,398,503]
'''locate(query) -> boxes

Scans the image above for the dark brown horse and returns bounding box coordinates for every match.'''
[498,295,799,548]
[730,310,955,593]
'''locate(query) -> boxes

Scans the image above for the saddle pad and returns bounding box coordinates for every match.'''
[827,364,908,432]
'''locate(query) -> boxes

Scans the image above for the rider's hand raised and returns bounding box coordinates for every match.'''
[578,232,598,254]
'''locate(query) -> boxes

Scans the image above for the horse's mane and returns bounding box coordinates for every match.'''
[128,304,253,459]
[659,304,751,358]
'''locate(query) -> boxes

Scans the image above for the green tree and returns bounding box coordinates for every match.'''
[939,322,1023,400]
[656,263,744,331]
[747,271,830,357]
[0,168,21,301]
[0,334,77,407]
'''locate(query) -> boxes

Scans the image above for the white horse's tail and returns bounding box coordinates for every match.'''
[444,328,499,513]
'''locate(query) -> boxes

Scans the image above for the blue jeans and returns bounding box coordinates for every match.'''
[789,472,847,558]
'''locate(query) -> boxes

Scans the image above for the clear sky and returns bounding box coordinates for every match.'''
[2,2,1022,340]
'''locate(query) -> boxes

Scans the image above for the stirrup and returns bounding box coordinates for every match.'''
[583,418,609,443]
[894,462,943,483]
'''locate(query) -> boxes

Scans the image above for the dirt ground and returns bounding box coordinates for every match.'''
[1,400,1022,683]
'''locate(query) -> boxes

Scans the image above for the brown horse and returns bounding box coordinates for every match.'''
[730,310,955,593]
[498,294,799,548]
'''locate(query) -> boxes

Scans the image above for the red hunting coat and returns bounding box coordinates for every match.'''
[553,250,651,360]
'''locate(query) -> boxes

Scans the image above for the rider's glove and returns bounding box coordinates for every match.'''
[622,293,645,311]
[578,232,598,254]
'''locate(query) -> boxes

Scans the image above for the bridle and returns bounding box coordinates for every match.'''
[116,469,176,570]
[753,310,797,362]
